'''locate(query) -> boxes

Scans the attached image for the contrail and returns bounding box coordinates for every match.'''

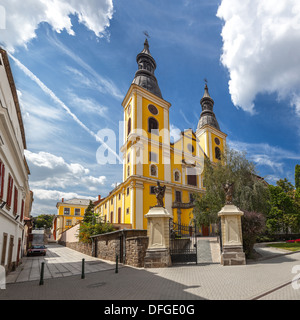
[8,53,123,163]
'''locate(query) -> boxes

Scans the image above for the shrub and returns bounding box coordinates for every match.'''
[242,211,266,258]
[78,222,115,244]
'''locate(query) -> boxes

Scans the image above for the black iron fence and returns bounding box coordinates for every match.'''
[169,220,197,264]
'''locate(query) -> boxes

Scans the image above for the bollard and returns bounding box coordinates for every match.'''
[39,262,45,286]
[81,258,85,279]
[115,255,118,274]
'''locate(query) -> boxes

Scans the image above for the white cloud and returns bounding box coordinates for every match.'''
[217,0,300,116]
[227,139,300,181]
[25,150,106,189]
[68,91,108,118]
[10,54,123,163]
[32,189,96,201]
[0,0,114,52]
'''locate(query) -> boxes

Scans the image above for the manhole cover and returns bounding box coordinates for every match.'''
[86,261,104,265]
[87,282,106,288]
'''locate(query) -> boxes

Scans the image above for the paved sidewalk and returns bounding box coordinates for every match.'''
[1,243,299,300]
[5,244,116,284]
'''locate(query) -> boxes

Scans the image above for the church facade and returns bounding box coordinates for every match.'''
[94,39,227,232]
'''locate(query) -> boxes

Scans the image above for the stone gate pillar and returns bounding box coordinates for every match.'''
[144,207,173,268]
[218,204,246,266]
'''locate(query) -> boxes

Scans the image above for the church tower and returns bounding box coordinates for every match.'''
[94,40,227,233]
[196,84,227,164]
[120,39,172,229]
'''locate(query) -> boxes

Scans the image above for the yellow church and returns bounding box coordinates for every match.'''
[94,39,227,233]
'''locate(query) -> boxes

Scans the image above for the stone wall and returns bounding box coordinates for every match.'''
[59,229,148,268]
[125,236,149,267]
[65,241,93,256]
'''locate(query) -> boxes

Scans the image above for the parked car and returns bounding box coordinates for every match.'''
[27,245,47,256]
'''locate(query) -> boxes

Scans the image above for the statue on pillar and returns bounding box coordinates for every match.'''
[154,181,166,207]
[223,181,234,205]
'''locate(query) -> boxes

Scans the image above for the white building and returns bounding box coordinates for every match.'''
[0,48,33,273]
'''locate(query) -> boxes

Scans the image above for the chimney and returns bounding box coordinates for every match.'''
[62,198,64,203]
[98,195,101,201]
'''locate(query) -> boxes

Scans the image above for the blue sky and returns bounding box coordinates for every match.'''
[1,0,299,215]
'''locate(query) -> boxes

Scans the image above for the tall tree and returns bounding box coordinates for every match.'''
[83,200,96,224]
[33,214,55,229]
[193,147,270,227]
[267,177,300,234]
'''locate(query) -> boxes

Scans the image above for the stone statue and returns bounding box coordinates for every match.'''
[223,181,234,205]
[154,181,166,207]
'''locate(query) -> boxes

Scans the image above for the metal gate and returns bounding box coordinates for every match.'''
[169,220,197,264]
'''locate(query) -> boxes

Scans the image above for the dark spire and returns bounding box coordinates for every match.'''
[132,39,162,99]
[197,84,220,131]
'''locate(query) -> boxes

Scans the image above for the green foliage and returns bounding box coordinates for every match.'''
[295,164,300,190]
[83,200,96,224]
[78,222,115,244]
[33,214,55,229]
[78,200,115,243]
[267,182,300,234]
[193,147,270,228]
[242,211,266,258]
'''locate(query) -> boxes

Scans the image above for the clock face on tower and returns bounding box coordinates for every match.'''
[148,104,158,115]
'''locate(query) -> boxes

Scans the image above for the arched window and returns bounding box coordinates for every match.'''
[174,170,180,182]
[118,207,121,224]
[148,117,159,134]
[215,147,221,160]
[127,165,130,177]
[127,118,131,136]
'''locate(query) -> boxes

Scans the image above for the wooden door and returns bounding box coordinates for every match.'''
[7,236,14,270]
[1,233,7,266]
[202,225,209,237]
[118,207,121,224]
[16,238,21,266]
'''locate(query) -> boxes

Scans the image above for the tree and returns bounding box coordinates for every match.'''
[83,200,96,224]
[33,214,55,229]
[193,147,270,228]
[78,221,115,243]
[242,211,266,258]
[79,200,115,243]
[267,179,300,235]
[295,164,300,190]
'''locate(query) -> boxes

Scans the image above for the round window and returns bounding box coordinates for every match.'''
[148,104,158,115]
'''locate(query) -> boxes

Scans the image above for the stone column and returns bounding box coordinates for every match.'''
[144,207,173,268]
[218,204,246,266]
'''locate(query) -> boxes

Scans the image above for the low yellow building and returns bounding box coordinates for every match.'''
[94,39,227,235]
[53,198,91,240]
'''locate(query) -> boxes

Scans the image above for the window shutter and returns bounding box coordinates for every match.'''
[20,199,24,221]
[0,161,4,199]
[13,187,18,215]
[6,174,13,208]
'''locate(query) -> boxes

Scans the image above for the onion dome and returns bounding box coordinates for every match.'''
[132,39,162,99]
[197,84,220,131]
